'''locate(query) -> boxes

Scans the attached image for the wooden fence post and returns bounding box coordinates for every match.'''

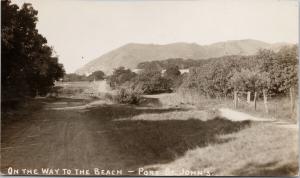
[290,87,295,118]
[234,91,238,109]
[247,91,251,103]
[254,92,257,110]
[263,89,268,114]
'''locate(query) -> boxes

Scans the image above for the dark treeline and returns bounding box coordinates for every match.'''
[2,0,65,102]
[137,58,209,70]
[136,56,254,71]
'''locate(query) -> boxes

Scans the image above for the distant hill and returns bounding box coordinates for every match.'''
[75,39,292,75]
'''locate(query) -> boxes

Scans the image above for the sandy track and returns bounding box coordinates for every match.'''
[219,108,298,129]
[218,108,275,122]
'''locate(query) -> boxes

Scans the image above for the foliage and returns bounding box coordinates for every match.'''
[163,65,182,89]
[107,67,137,89]
[1,0,65,99]
[137,58,209,70]
[114,87,142,105]
[63,73,88,82]
[164,65,181,80]
[230,69,270,94]
[180,46,298,98]
[106,66,174,94]
[258,46,298,95]
[63,70,105,82]
[133,69,172,94]
[87,70,105,81]
[181,58,242,97]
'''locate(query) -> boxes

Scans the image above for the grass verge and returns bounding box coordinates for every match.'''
[146,122,298,176]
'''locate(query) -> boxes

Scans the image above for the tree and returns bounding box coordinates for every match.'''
[88,70,105,81]
[182,58,241,98]
[2,0,65,100]
[107,67,136,89]
[133,69,172,94]
[164,65,180,79]
[257,46,298,95]
[163,65,182,89]
[230,68,270,94]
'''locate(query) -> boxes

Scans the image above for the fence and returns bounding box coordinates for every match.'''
[233,87,297,118]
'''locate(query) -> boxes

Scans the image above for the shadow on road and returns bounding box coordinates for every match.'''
[84,102,251,170]
[1,97,251,175]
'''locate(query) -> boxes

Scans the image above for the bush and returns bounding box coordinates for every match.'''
[133,69,172,94]
[114,87,142,105]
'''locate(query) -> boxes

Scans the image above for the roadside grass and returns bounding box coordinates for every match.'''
[155,92,298,123]
[149,122,298,176]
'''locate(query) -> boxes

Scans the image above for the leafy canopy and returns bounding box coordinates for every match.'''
[2,0,65,99]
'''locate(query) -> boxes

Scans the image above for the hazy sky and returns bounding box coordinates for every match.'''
[12,0,298,73]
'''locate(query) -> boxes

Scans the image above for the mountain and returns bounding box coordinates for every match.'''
[75,39,292,75]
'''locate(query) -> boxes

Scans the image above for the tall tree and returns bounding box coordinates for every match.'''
[1,0,65,100]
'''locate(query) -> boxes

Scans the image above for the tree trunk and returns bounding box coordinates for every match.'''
[234,91,238,109]
[254,92,257,110]
[247,91,251,103]
[290,87,295,119]
[263,89,268,114]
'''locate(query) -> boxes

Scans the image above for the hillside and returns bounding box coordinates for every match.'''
[75,39,290,75]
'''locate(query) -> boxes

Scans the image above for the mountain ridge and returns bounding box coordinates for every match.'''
[75,39,293,75]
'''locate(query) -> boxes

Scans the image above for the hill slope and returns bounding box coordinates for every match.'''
[75,39,289,75]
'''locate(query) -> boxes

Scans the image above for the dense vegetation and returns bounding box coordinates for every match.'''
[107,67,137,89]
[63,70,105,82]
[107,66,180,95]
[181,46,298,98]
[107,66,182,104]
[137,58,210,70]
[1,0,65,100]
[108,45,298,104]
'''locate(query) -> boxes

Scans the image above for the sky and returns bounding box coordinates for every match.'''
[12,0,299,73]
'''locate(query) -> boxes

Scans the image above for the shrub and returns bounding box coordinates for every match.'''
[114,87,142,105]
[133,69,172,94]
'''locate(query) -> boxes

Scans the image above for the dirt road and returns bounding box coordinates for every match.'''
[1,98,131,175]
[1,96,251,176]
